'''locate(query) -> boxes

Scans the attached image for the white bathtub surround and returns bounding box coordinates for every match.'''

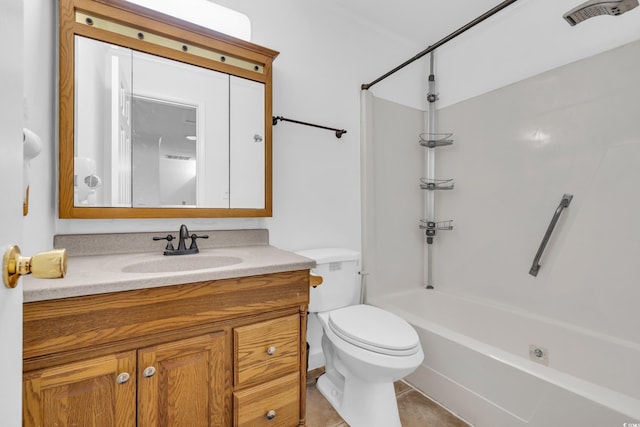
[362,30,640,427]
[371,290,640,426]
[365,38,640,344]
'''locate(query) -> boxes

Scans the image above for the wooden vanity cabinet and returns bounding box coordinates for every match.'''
[23,270,310,427]
[23,333,225,426]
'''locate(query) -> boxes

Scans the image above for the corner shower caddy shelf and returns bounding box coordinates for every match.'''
[420,178,454,191]
[419,220,454,232]
[419,132,454,148]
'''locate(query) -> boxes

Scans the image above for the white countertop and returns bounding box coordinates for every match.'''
[23,245,315,303]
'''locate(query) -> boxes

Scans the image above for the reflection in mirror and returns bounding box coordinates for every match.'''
[75,36,132,207]
[132,97,197,207]
[74,35,238,209]
[131,48,231,209]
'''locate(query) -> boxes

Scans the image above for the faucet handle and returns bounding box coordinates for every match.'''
[153,234,176,251]
[189,233,209,251]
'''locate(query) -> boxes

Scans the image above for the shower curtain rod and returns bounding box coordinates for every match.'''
[272,115,347,138]
[360,0,520,90]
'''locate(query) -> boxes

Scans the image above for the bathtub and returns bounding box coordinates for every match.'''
[369,290,640,426]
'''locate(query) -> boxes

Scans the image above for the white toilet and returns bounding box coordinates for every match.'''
[298,248,424,427]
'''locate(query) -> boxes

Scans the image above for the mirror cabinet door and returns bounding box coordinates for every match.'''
[75,36,132,207]
[230,76,265,209]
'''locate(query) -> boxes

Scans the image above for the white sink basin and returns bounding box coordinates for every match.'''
[122,255,243,274]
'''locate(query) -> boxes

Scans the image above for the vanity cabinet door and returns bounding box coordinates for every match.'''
[137,332,229,427]
[23,351,137,427]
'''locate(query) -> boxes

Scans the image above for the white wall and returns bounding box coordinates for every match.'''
[23,0,56,254]
[24,0,425,254]
[436,0,640,108]
[214,0,427,251]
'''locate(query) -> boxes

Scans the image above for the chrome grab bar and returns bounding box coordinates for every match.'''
[529,194,573,277]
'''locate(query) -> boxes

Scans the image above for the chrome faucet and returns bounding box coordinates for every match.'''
[153,224,209,256]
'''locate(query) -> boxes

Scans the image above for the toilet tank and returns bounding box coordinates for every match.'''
[296,248,360,313]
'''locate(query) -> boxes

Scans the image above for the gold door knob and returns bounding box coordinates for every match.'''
[2,245,67,288]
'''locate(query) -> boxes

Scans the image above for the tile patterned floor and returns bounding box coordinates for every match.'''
[306,371,470,427]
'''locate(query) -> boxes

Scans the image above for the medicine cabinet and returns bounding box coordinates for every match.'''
[59,0,278,218]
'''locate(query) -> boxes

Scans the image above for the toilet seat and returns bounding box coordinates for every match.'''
[327,305,420,356]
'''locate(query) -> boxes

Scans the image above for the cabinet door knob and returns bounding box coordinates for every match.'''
[267,346,276,356]
[143,366,156,378]
[116,372,130,384]
[266,409,276,420]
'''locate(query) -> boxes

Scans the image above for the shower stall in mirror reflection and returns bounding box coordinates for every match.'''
[74,92,199,208]
[131,97,198,208]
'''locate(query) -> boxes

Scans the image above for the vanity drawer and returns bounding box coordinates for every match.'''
[233,373,299,427]
[234,315,299,387]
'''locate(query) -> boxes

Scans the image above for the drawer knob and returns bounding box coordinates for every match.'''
[116,372,130,384]
[267,346,276,356]
[266,409,276,420]
[143,366,156,378]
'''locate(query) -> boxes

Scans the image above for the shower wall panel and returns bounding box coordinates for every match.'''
[435,38,640,344]
[363,94,425,300]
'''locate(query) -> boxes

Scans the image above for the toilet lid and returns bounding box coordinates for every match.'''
[327,305,420,356]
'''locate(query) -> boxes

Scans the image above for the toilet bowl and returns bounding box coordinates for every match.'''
[316,304,424,427]
[296,249,424,427]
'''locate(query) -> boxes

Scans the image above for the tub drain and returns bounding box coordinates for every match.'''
[528,344,549,366]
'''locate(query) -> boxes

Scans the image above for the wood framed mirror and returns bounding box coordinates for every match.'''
[59,0,278,218]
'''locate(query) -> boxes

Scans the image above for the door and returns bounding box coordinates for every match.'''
[23,351,137,426]
[137,332,228,426]
[0,0,25,424]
